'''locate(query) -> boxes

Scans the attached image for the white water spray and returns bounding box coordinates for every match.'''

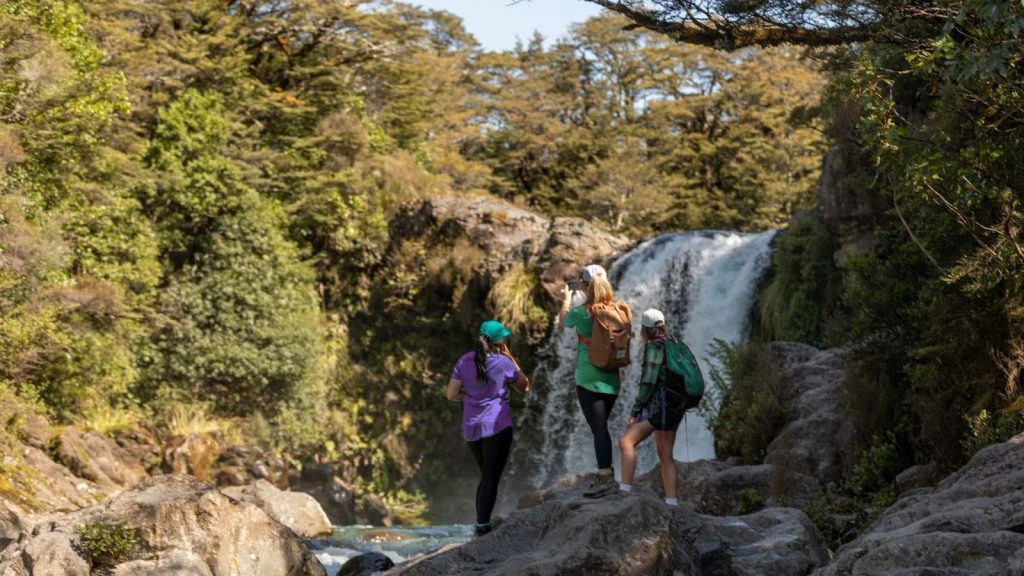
[511,230,776,489]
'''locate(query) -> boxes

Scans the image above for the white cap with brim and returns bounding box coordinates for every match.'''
[581,264,607,283]
[641,308,666,328]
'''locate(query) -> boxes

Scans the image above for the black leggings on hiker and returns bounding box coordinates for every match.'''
[576,386,618,469]
[467,426,514,525]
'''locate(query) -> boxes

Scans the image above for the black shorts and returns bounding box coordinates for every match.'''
[637,387,700,431]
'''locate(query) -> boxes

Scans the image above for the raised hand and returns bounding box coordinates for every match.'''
[560,283,573,302]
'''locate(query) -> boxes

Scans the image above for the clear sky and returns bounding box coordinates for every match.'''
[410,0,603,52]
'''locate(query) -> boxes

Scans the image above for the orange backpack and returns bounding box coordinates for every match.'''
[579,301,633,370]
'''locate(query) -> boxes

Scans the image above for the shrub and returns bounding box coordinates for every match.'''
[703,340,792,463]
[847,435,903,496]
[737,489,765,515]
[962,408,1024,458]
[78,522,137,564]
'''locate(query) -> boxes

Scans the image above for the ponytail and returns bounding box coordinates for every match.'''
[474,336,491,382]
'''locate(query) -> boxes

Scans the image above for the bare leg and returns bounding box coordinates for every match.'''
[655,430,678,499]
[618,420,655,486]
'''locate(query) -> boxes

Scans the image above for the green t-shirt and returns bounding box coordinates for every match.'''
[564,305,621,395]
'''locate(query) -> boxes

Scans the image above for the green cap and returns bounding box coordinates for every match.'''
[479,320,511,342]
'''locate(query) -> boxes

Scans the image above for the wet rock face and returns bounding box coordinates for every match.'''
[398,480,828,576]
[0,475,326,576]
[340,552,395,576]
[816,433,1024,576]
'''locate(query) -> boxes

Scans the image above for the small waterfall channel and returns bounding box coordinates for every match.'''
[509,230,776,490]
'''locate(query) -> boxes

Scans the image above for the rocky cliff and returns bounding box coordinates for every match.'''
[388,195,631,342]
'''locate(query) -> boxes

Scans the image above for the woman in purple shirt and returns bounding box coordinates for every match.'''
[447,320,530,536]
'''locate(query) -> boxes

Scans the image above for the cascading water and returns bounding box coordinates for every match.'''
[509,230,776,490]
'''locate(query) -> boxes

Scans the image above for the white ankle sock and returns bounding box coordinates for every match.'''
[619,483,633,493]
[664,497,678,507]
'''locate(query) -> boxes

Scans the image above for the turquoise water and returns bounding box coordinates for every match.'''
[310,524,472,575]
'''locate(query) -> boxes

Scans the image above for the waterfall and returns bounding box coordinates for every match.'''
[509,230,776,490]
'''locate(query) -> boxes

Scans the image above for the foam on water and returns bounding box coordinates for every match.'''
[311,524,472,575]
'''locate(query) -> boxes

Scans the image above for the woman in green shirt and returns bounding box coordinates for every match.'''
[559,268,622,498]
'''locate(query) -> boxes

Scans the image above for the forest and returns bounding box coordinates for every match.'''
[1,0,1022,532]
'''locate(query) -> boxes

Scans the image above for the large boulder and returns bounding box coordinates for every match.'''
[389,196,630,337]
[536,216,632,298]
[339,552,396,576]
[0,475,326,576]
[816,433,1024,575]
[392,195,550,269]
[0,435,103,546]
[222,479,332,539]
[397,482,828,575]
[763,343,856,484]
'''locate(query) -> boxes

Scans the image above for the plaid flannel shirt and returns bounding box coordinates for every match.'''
[631,340,665,417]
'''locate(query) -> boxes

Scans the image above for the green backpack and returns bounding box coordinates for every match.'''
[663,338,705,399]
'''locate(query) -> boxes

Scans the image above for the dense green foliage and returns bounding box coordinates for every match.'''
[0,0,824,510]
[756,218,842,346]
[702,340,791,464]
[834,0,1024,468]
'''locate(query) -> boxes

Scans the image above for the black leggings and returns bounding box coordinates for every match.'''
[576,386,618,469]
[467,426,514,525]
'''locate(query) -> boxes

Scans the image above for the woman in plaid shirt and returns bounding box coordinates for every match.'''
[617,309,699,507]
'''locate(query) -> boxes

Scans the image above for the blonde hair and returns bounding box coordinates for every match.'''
[586,275,614,305]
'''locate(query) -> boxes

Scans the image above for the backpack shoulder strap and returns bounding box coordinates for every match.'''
[617,301,633,323]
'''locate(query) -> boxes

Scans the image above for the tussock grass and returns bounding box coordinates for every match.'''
[486,264,549,339]
[77,402,141,435]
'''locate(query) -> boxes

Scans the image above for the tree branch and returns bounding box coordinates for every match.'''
[584,0,878,49]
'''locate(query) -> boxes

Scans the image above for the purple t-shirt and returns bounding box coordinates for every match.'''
[451,351,518,441]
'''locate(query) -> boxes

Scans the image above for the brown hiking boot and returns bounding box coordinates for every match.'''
[583,468,618,499]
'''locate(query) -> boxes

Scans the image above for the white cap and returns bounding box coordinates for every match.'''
[581,264,607,283]
[641,309,665,328]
